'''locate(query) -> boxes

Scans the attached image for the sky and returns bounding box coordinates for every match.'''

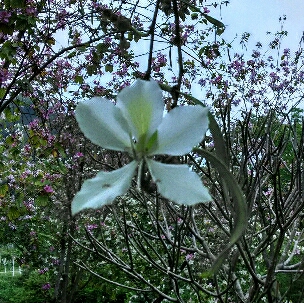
[217,0,304,53]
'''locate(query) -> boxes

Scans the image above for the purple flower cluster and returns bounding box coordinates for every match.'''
[43,185,54,194]
[0,11,11,23]
[42,283,51,290]
[152,52,167,73]
[0,65,10,84]
[38,267,49,274]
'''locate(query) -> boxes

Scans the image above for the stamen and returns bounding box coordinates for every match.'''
[130,136,137,159]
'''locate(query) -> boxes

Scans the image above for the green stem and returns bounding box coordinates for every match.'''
[136,159,144,191]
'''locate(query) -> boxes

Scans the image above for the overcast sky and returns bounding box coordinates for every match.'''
[217,0,304,53]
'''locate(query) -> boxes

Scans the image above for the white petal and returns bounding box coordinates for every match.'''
[149,106,209,156]
[117,79,164,145]
[71,161,137,215]
[146,159,212,205]
[75,97,132,152]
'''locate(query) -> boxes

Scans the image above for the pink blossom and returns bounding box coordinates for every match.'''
[74,152,84,159]
[44,185,54,193]
[283,48,290,56]
[51,258,60,265]
[38,267,49,274]
[0,67,9,83]
[86,224,98,231]
[28,119,39,130]
[177,217,183,224]
[210,75,222,84]
[42,283,51,290]
[186,253,194,261]
[0,11,11,23]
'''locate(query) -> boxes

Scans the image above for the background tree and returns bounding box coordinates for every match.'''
[1,0,304,303]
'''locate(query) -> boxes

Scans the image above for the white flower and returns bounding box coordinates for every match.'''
[72,79,211,215]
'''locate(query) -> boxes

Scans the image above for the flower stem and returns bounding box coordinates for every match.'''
[137,159,143,191]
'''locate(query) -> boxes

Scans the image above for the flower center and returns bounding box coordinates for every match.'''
[130,133,148,160]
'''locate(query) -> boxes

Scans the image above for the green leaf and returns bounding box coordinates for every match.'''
[92,50,101,64]
[127,31,133,41]
[4,106,20,122]
[0,23,14,35]
[57,161,68,174]
[0,88,6,98]
[193,148,247,276]
[74,75,84,84]
[96,43,108,53]
[11,0,26,8]
[54,142,66,158]
[216,26,225,36]
[0,41,17,62]
[105,64,113,73]
[4,0,10,7]
[0,184,8,197]
[33,177,43,186]
[29,134,47,148]
[133,32,141,42]
[191,12,199,20]
[7,206,20,220]
[208,112,229,166]
[15,15,31,31]
[5,136,14,145]
[11,147,20,157]
[202,13,225,29]
[67,51,77,58]
[36,195,49,207]
[86,65,97,76]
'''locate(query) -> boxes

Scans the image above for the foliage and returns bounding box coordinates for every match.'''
[0,271,51,303]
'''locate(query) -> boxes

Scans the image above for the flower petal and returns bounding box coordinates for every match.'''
[149,106,209,156]
[75,97,132,152]
[117,79,164,146]
[71,161,137,215]
[146,159,212,205]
